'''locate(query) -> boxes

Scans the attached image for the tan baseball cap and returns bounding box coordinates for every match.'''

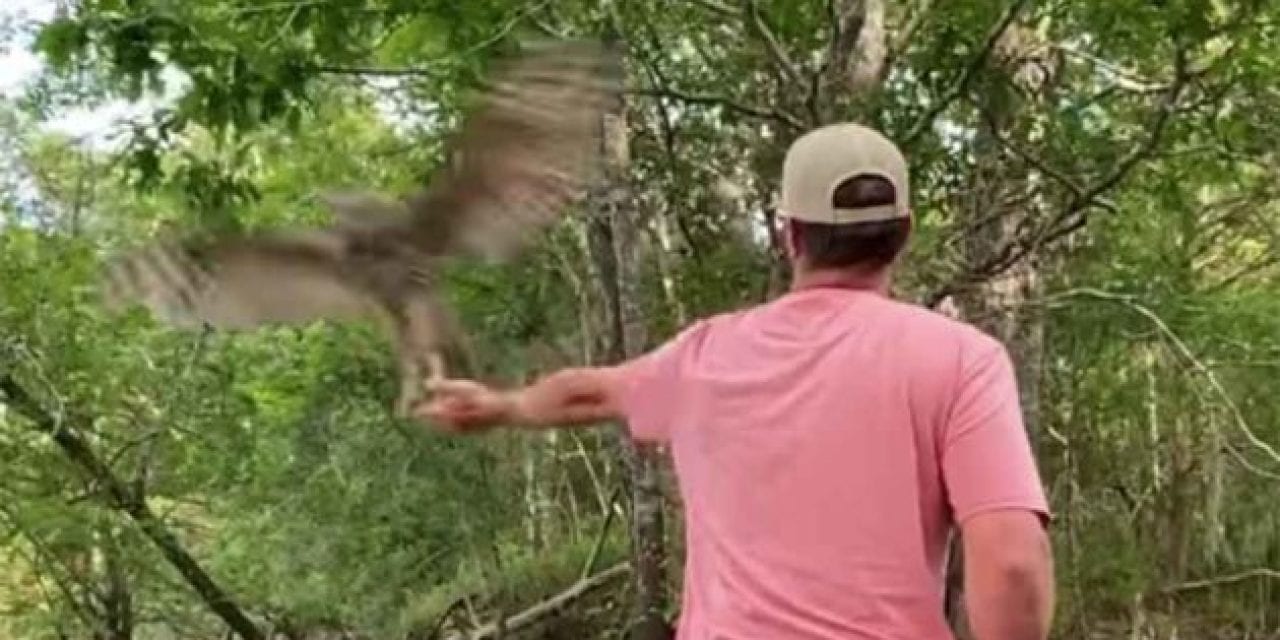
[779,123,909,224]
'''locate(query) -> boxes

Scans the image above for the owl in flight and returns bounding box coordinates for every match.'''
[100,39,624,416]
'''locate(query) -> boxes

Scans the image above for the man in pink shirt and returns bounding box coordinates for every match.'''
[417,123,1054,639]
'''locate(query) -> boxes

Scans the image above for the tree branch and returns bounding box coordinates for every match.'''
[218,0,336,16]
[1053,44,1169,93]
[1160,568,1280,594]
[972,101,1097,206]
[745,0,806,87]
[580,484,624,580]
[1043,288,1280,471]
[0,375,265,640]
[311,64,446,78]
[628,88,805,131]
[444,563,631,640]
[1067,49,1189,209]
[922,45,1191,308]
[692,0,739,15]
[904,0,1032,144]
[1223,439,1280,481]
[889,0,934,64]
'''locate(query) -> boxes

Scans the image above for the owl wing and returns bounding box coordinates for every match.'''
[100,38,620,329]
[402,38,625,261]
[100,231,378,330]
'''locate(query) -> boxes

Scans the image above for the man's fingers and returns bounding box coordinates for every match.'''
[413,397,492,432]
[416,398,471,420]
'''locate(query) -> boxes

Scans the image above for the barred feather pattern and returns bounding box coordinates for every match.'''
[99,38,623,416]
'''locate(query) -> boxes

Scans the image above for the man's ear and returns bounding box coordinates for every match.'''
[778,216,798,260]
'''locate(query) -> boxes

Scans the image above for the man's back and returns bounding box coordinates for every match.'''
[619,286,1049,639]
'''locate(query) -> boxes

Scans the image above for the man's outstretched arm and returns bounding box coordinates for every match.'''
[421,322,698,438]
[416,366,629,432]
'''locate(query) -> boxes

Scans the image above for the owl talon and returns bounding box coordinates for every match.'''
[394,395,413,419]
[426,352,447,384]
[394,352,447,419]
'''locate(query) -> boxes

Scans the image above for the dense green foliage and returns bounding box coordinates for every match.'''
[2,0,1278,638]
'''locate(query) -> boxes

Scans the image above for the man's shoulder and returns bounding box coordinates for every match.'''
[671,292,1005,354]
[878,295,985,333]
[874,296,1008,359]
[679,302,757,334]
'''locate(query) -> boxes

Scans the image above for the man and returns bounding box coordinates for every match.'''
[417,123,1054,639]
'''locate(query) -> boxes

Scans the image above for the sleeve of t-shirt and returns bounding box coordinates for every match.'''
[611,322,703,443]
[940,336,1052,526]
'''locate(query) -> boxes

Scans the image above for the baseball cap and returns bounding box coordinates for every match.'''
[779,123,909,224]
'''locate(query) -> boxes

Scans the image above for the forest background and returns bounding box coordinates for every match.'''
[1,0,1279,638]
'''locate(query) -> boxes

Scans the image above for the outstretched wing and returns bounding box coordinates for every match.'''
[100,38,620,332]
[100,231,377,330]
[404,38,625,261]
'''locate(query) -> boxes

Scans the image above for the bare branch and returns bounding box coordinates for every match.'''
[1223,439,1280,481]
[889,0,934,62]
[218,0,336,17]
[922,45,1191,308]
[745,0,806,87]
[1161,568,1280,594]
[904,0,1032,144]
[529,14,565,38]
[444,563,632,640]
[580,484,624,579]
[1069,50,1189,207]
[311,64,446,78]
[972,101,1095,204]
[632,22,692,189]
[1044,288,1280,471]
[692,0,739,15]
[628,88,805,131]
[1205,255,1280,292]
[456,0,552,59]
[1054,44,1169,93]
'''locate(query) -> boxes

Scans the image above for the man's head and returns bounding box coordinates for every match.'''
[777,123,911,282]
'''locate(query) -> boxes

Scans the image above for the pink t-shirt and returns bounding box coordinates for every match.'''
[616,286,1049,640]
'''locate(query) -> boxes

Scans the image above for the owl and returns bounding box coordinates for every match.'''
[99,39,625,416]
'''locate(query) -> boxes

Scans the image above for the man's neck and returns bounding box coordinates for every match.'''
[790,267,891,296]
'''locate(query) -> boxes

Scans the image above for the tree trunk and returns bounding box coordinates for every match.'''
[583,85,671,637]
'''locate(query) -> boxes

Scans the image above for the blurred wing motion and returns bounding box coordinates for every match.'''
[100,38,624,415]
[401,38,624,261]
[102,231,374,328]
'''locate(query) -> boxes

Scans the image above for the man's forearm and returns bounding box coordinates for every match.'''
[963,545,1054,640]
[505,366,626,428]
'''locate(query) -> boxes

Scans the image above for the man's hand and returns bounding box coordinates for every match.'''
[416,379,516,433]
